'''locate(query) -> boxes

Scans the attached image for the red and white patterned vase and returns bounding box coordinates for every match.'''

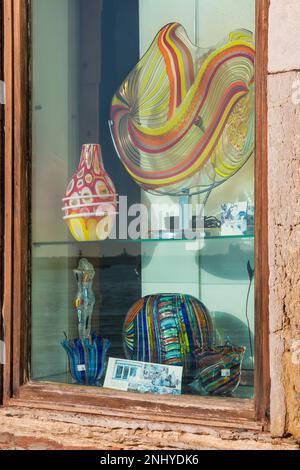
[62,144,117,241]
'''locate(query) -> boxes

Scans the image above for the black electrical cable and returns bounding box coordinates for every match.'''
[246,260,254,361]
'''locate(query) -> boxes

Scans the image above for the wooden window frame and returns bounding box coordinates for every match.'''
[1,0,270,431]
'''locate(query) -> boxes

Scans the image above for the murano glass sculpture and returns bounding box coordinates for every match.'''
[61,259,110,386]
[74,258,95,340]
[62,144,117,241]
[123,294,213,379]
[62,333,110,386]
[110,23,255,196]
[194,342,246,396]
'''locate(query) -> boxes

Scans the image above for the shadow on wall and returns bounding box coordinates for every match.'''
[212,311,254,369]
[197,243,254,280]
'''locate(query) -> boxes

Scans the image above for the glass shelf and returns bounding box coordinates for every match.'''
[32,234,254,246]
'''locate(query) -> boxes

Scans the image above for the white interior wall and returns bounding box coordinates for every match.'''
[139,0,200,298]
[195,1,255,363]
[139,0,255,363]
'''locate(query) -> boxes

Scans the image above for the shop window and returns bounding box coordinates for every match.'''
[2,0,270,428]
[31,0,256,399]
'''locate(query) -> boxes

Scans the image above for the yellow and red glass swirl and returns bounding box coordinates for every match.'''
[111,24,255,195]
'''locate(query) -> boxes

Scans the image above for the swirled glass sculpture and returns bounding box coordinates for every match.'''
[123,294,213,378]
[194,343,246,396]
[110,23,255,196]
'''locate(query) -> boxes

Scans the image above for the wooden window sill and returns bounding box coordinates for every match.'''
[8,381,268,432]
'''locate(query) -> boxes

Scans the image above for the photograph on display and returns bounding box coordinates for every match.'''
[221,202,248,236]
[104,358,183,395]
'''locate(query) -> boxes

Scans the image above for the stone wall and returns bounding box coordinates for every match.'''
[268,0,300,438]
[0,407,298,450]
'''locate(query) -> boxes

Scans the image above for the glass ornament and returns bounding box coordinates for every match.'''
[123,293,213,379]
[110,24,255,197]
[194,342,246,396]
[62,334,110,386]
[63,144,117,241]
[73,258,95,340]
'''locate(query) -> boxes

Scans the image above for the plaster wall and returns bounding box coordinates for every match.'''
[268,0,300,439]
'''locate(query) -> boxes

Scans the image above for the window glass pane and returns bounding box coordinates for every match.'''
[31,0,256,399]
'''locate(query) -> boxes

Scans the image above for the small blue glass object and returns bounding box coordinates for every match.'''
[62,333,110,386]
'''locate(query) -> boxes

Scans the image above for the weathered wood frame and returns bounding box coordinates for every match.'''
[1,0,270,431]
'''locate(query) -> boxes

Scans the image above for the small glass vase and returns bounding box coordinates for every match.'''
[62,333,110,386]
[194,343,246,396]
[62,144,117,241]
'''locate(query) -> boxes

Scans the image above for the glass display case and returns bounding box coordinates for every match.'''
[31,0,256,399]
